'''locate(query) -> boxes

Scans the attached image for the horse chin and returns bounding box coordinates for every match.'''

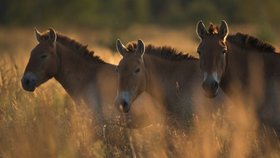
[204,90,218,98]
[21,81,36,92]
[125,117,151,129]
[23,86,36,92]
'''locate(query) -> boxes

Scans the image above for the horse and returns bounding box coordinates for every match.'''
[196,20,280,131]
[114,39,202,128]
[21,28,120,124]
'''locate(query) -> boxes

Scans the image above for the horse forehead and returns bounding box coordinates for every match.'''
[200,41,223,55]
[201,35,222,47]
[32,43,51,54]
[120,55,141,67]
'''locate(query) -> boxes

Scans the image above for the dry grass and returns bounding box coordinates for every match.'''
[0,25,280,158]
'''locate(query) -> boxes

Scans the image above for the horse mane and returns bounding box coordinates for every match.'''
[208,23,219,35]
[126,42,196,61]
[207,23,276,52]
[227,33,276,52]
[41,32,105,63]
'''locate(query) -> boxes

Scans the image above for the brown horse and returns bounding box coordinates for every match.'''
[196,20,280,130]
[114,39,202,127]
[21,28,119,123]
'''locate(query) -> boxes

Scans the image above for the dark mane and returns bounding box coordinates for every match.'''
[227,33,276,52]
[208,23,219,35]
[41,32,105,63]
[126,42,196,61]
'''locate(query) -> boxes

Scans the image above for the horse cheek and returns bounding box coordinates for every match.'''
[46,58,58,77]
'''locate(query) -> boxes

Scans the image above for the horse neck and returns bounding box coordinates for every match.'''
[222,41,265,94]
[144,55,199,103]
[225,41,280,91]
[53,42,106,101]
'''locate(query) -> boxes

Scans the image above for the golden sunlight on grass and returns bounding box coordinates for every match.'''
[0,26,280,158]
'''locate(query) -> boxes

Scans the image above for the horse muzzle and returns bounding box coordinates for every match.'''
[202,80,219,98]
[115,98,131,113]
[21,72,37,92]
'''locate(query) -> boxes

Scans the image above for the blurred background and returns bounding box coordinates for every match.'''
[2,0,280,27]
[1,0,280,62]
[1,0,280,57]
[1,0,280,157]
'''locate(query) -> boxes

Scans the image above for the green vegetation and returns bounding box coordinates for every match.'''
[1,0,280,28]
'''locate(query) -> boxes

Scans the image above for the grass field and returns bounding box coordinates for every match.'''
[0,25,280,158]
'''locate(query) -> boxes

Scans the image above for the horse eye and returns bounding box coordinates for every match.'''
[134,68,140,74]
[40,54,48,59]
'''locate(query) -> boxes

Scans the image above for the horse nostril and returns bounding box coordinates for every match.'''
[22,78,30,86]
[122,100,128,108]
[202,81,218,92]
[21,73,37,91]
[120,99,129,113]
[211,81,218,90]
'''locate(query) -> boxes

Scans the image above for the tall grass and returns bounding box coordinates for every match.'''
[0,26,280,158]
[0,55,107,157]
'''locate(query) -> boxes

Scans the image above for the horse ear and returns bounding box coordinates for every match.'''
[34,27,43,43]
[136,39,145,58]
[196,20,208,40]
[48,28,57,44]
[116,39,128,56]
[219,20,229,40]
